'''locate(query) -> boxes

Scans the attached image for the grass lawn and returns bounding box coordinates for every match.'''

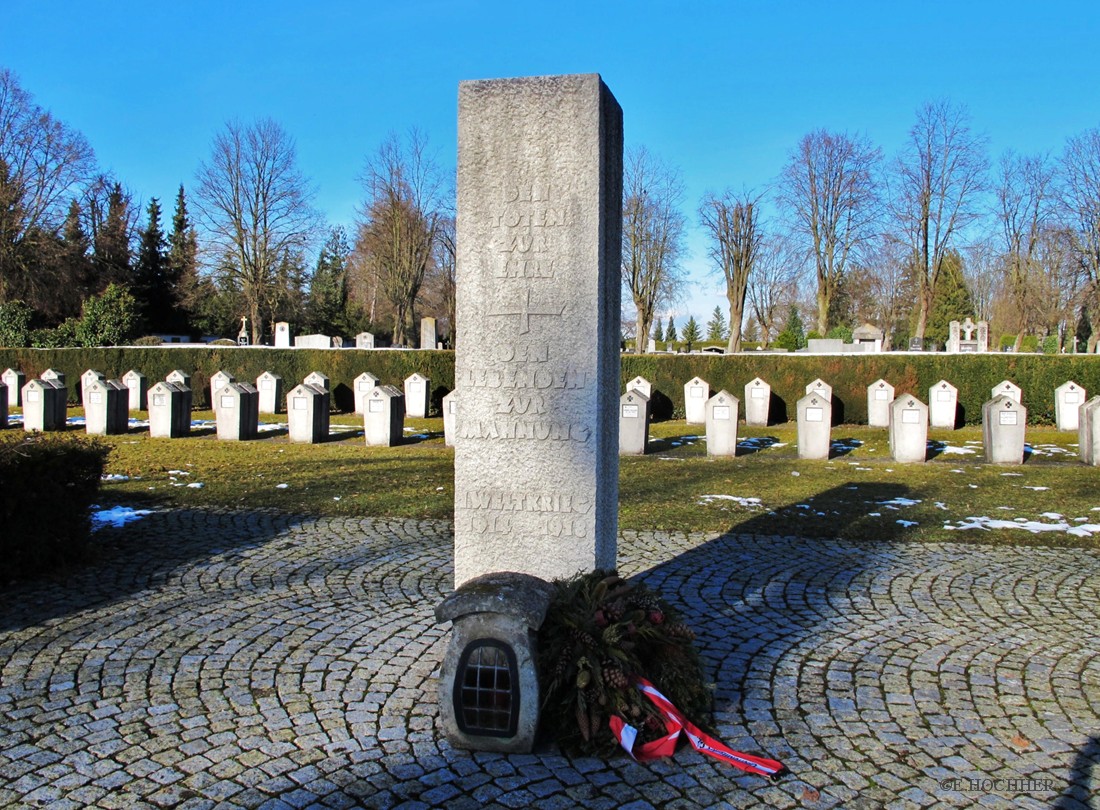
[22,407,1099,548]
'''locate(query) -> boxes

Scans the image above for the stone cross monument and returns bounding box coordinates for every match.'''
[452,74,623,587]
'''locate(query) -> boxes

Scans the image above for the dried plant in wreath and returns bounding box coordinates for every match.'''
[538,569,712,756]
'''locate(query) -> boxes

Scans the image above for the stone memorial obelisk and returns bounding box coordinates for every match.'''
[453,74,622,587]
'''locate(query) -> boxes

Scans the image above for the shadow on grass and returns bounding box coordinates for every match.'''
[736,436,779,456]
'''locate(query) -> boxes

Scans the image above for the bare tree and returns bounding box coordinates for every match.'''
[778,129,881,334]
[996,151,1055,349]
[621,146,687,353]
[747,234,802,348]
[0,68,96,306]
[963,237,1001,322]
[353,130,443,347]
[699,191,762,352]
[1060,126,1100,351]
[891,100,989,342]
[195,118,319,343]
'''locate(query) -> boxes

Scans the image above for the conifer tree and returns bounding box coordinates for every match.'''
[133,198,168,332]
[666,315,677,342]
[59,200,93,315]
[307,226,351,334]
[652,319,664,342]
[706,305,728,342]
[681,315,702,352]
[93,182,132,290]
[167,185,199,334]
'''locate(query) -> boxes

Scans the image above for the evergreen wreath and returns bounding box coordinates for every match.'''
[538,569,712,755]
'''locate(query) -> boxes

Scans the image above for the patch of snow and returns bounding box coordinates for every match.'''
[275,483,288,489]
[91,506,153,530]
[186,482,204,489]
[101,474,130,482]
[896,520,918,528]
[941,446,978,455]
[167,470,189,476]
[1000,472,1023,477]
[879,497,921,508]
[867,512,882,517]
[945,516,1100,537]
[698,494,763,508]
[1022,486,1050,491]
[935,502,948,511]
[790,471,800,477]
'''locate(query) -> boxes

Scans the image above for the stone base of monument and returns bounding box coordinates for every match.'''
[434,572,555,754]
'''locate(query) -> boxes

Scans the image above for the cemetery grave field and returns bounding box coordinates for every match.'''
[41,405,1097,549]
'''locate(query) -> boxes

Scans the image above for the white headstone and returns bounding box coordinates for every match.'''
[122,370,147,411]
[797,393,832,460]
[985,396,1025,464]
[304,371,330,391]
[21,379,60,432]
[684,376,709,425]
[1055,381,1086,432]
[421,317,437,350]
[214,383,258,441]
[867,379,895,428]
[453,73,622,587]
[166,369,190,389]
[889,394,928,463]
[1079,396,1100,465]
[619,389,650,455]
[354,372,380,414]
[443,390,458,447]
[704,390,739,457]
[364,385,405,446]
[982,395,1027,464]
[646,338,656,353]
[992,379,1022,404]
[210,370,235,412]
[805,378,832,401]
[928,380,958,429]
[287,383,328,443]
[81,369,105,404]
[41,368,65,385]
[274,321,291,348]
[356,332,375,349]
[744,377,771,426]
[404,372,430,419]
[83,379,125,436]
[294,334,331,349]
[2,368,25,407]
[625,375,652,399]
[148,381,189,438]
[256,371,284,414]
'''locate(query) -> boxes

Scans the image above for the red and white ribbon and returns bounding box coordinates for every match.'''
[609,678,787,781]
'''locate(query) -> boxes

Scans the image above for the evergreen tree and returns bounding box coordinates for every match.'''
[666,315,678,342]
[93,183,132,290]
[307,226,351,334]
[59,200,93,316]
[682,315,702,352]
[706,305,728,342]
[133,198,168,332]
[167,186,199,334]
[924,250,975,348]
[774,305,807,350]
[76,283,137,346]
[652,318,664,343]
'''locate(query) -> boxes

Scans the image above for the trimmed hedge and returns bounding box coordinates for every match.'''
[0,432,110,579]
[0,346,1097,424]
[0,347,456,414]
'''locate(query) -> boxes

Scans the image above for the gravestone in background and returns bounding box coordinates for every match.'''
[166,369,191,389]
[2,369,24,407]
[294,334,330,349]
[210,371,235,413]
[704,390,739,457]
[796,393,832,460]
[452,73,622,587]
[983,394,1027,464]
[356,332,375,349]
[443,390,458,447]
[81,369,105,405]
[889,394,928,463]
[404,372,430,419]
[421,317,437,350]
[256,371,284,414]
[1055,381,1087,432]
[929,380,958,429]
[1080,396,1100,465]
[354,372,380,414]
[122,370,147,411]
[744,376,771,426]
[619,389,650,455]
[304,371,330,391]
[364,385,405,447]
[684,376,709,425]
[867,379,894,428]
[805,378,832,400]
[992,380,1022,404]
[625,375,652,399]
[274,321,291,348]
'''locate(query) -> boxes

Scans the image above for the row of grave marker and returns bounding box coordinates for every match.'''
[626,374,1089,432]
[618,375,1098,465]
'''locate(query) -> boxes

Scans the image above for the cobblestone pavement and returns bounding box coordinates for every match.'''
[1,510,1098,809]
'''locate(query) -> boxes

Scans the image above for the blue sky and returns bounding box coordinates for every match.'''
[4,1,1100,326]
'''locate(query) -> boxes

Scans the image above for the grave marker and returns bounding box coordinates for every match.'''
[22,379,60,432]
[421,317,437,350]
[3,368,25,407]
[443,390,458,447]
[992,379,1022,404]
[929,380,958,429]
[982,395,1027,464]
[84,379,126,435]
[122,370,148,411]
[889,394,928,463]
[619,389,650,455]
[354,372,380,414]
[404,372,430,419]
[210,370,235,412]
[287,383,328,443]
[1056,381,1087,432]
[796,393,832,460]
[1079,396,1100,465]
[625,375,652,399]
[364,385,405,446]
[274,321,291,348]
[355,332,375,349]
[704,390,739,457]
[744,377,771,426]
[684,376,709,425]
[256,371,284,414]
[148,381,189,438]
[867,379,894,428]
[0,383,6,428]
[806,378,832,400]
[214,383,258,441]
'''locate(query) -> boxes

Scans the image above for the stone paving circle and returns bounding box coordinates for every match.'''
[1,509,1098,808]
